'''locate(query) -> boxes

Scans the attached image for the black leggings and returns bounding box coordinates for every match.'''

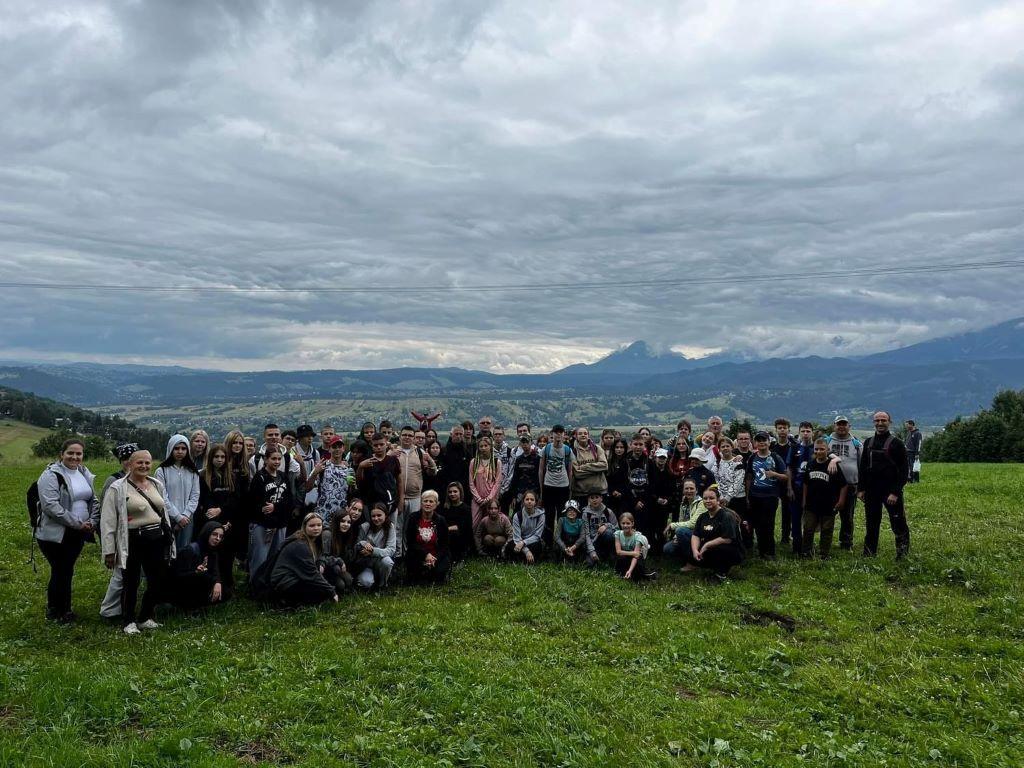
[748,496,778,557]
[121,531,167,626]
[686,543,744,575]
[405,553,452,585]
[37,530,86,615]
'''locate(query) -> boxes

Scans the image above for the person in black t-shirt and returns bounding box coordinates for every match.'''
[356,434,403,516]
[800,439,848,558]
[685,486,744,578]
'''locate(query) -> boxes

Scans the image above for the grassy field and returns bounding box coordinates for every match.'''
[0,420,50,464]
[1,462,1022,767]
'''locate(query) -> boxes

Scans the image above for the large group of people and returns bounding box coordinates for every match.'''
[31,410,915,633]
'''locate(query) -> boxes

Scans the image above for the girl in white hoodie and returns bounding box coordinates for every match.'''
[156,434,201,550]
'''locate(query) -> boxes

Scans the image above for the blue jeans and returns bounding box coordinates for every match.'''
[663,528,693,559]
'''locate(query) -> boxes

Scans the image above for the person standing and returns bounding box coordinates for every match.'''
[744,431,789,559]
[34,438,99,623]
[395,425,437,558]
[538,425,574,546]
[570,427,608,505]
[101,449,175,635]
[155,434,201,550]
[858,411,911,559]
[825,417,863,551]
[904,420,923,483]
[771,418,800,552]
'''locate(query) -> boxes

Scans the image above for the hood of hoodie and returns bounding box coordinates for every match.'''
[165,434,190,460]
[196,520,224,553]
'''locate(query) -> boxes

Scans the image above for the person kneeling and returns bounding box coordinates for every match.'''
[169,522,226,610]
[509,490,546,564]
[663,479,705,564]
[614,512,655,581]
[474,499,513,558]
[405,490,451,585]
[685,487,745,579]
[554,500,586,565]
[353,503,397,589]
[582,492,617,567]
[271,513,338,607]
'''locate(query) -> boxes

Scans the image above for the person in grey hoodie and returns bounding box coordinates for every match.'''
[581,491,618,566]
[156,434,201,550]
[509,490,546,564]
[35,438,99,623]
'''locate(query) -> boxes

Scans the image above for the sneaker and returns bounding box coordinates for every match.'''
[643,570,658,580]
[680,564,697,573]
[138,619,162,630]
[123,622,141,635]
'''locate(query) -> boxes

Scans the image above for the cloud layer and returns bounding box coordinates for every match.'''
[2,0,1023,372]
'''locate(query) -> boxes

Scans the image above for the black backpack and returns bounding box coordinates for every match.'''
[27,470,66,530]
[26,470,67,572]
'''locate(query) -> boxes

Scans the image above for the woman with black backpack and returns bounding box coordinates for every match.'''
[100,449,175,635]
[34,438,99,623]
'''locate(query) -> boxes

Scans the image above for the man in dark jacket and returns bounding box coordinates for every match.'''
[858,411,910,558]
[904,420,923,483]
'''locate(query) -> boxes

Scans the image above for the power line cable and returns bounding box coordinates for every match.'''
[0,257,1022,294]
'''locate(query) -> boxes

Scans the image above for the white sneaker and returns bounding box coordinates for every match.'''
[138,619,161,630]
[123,622,141,635]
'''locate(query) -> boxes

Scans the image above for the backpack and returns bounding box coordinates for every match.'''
[27,470,67,530]
[864,435,896,471]
[372,461,398,510]
[26,470,67,573]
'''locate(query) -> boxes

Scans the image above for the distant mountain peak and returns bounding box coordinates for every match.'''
[554,340,692,376]
[614,340,685,360]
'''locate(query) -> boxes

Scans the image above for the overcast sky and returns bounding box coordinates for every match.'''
[2,0,1023,373]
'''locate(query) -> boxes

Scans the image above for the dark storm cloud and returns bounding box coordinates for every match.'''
[1,0,1022,371]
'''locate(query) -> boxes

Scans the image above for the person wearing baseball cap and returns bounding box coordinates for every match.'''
[743,431,790,558]
[682,448,716,496]
[824,417,862,550]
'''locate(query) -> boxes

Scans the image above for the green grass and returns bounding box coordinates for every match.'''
[1,462,1022,767]
[0,420,50,464]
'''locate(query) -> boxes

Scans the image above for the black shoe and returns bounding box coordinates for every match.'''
[643,570,658,580]
[45,608,61,622]
[780,537,791,546]
[60,611,78,624]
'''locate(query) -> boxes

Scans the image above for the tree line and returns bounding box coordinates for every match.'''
[922,390,1024,463]
[0,386,169,459]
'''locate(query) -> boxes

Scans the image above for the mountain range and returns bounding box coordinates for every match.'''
[2,318,1023,427]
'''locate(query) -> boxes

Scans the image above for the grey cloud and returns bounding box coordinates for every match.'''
[1,0,1023,371]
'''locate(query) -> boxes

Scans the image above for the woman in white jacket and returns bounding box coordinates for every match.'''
[101,449,176,635]
[156,434,200,550]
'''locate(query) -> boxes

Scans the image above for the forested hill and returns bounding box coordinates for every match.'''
[0,386,169,455]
